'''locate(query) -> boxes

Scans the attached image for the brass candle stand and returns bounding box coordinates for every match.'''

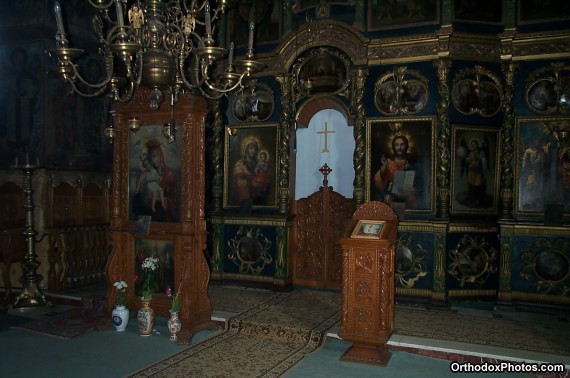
[12,161,51,308]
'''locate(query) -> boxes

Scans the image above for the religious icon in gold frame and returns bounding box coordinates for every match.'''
[224,123,279,211]
[351,220,386,239]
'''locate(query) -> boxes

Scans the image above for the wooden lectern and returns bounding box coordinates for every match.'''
[338,201,398,366]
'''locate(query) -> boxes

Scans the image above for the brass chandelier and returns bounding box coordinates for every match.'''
[48,0,265,141]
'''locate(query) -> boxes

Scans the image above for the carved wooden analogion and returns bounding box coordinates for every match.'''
[339,201,397,366]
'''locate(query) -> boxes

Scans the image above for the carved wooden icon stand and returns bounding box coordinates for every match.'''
[105,89,215,343]
[338,201,398,366]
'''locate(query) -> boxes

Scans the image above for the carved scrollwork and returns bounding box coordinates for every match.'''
[525,63,570,115]
[520,237,570,295]
[292,47,351,98]
[395,233,428,288]
[227,226,273,275]
[448,234,498,288]
[374,66,429,116]
[451,65,503,117]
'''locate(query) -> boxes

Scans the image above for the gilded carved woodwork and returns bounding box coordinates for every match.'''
[519,237,570,295]
[500,62,518,219]
[374,66,429,116]
[276,74,293,214]
[395,233,428,289]
[434,58,451,219]
[351,67,368,208]
[498,230,513,295]
[448,234,498,288]
[264,19,367,74]
[525,63,570,115]
[433,231,446,295]
[451,65,503,117]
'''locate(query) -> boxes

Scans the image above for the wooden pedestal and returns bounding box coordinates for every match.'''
[338,202,397,366]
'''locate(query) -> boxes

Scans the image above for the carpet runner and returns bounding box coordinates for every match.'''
[128,290,341,377]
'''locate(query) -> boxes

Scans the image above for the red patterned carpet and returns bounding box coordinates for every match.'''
[12,308,105,339]
[129,290,341,377]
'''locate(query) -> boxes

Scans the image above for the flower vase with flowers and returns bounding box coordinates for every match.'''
[112,280,129,332]
[137,256,159,336]
[166,283,183,341]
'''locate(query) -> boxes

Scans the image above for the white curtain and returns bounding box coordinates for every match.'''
[295,109,355,199]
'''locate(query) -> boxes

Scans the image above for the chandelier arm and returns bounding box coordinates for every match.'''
[70,49,115,90]
[210,7,224,24]
[203,76,245,95]
[134,50,144,87]
[72,69,113,90]
[196,86,225,100]
[177,56,206,90]
[114,80,136,103]
[204,72,246,93]
[65,77,110,98]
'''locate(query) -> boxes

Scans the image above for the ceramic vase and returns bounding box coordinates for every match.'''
[112,305,129,332]
[137,297,154,336]
[167,310,182,341]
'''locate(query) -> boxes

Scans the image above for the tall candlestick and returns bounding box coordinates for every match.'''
[115,0,125,28]
[248,21,255,51]
[228,42,234,66]
[205,2,212,36]
[54,1,66,36]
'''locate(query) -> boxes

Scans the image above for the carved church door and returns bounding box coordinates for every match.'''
[291,108,355,289]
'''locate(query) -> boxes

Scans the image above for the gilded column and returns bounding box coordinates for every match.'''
[499,62,518,219]
[433,59,451,219]
[208,98,223,213]
[276,74,292,214]
[351,67,368,208]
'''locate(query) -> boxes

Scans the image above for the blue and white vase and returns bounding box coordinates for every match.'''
[112,305,129,332]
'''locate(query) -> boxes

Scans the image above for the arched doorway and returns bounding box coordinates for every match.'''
[290,97,356,289]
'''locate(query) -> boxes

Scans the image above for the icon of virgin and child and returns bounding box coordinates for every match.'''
[132,141,178,222]
[231,136,272,209]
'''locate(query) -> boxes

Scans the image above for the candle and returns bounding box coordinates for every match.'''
[115,0,125,28]
[228,42,234,66]
[25,152,29,166]
[54,1,66,36]
[205,2,212,36]
[15,157,19,167]
[248,21,255,51]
